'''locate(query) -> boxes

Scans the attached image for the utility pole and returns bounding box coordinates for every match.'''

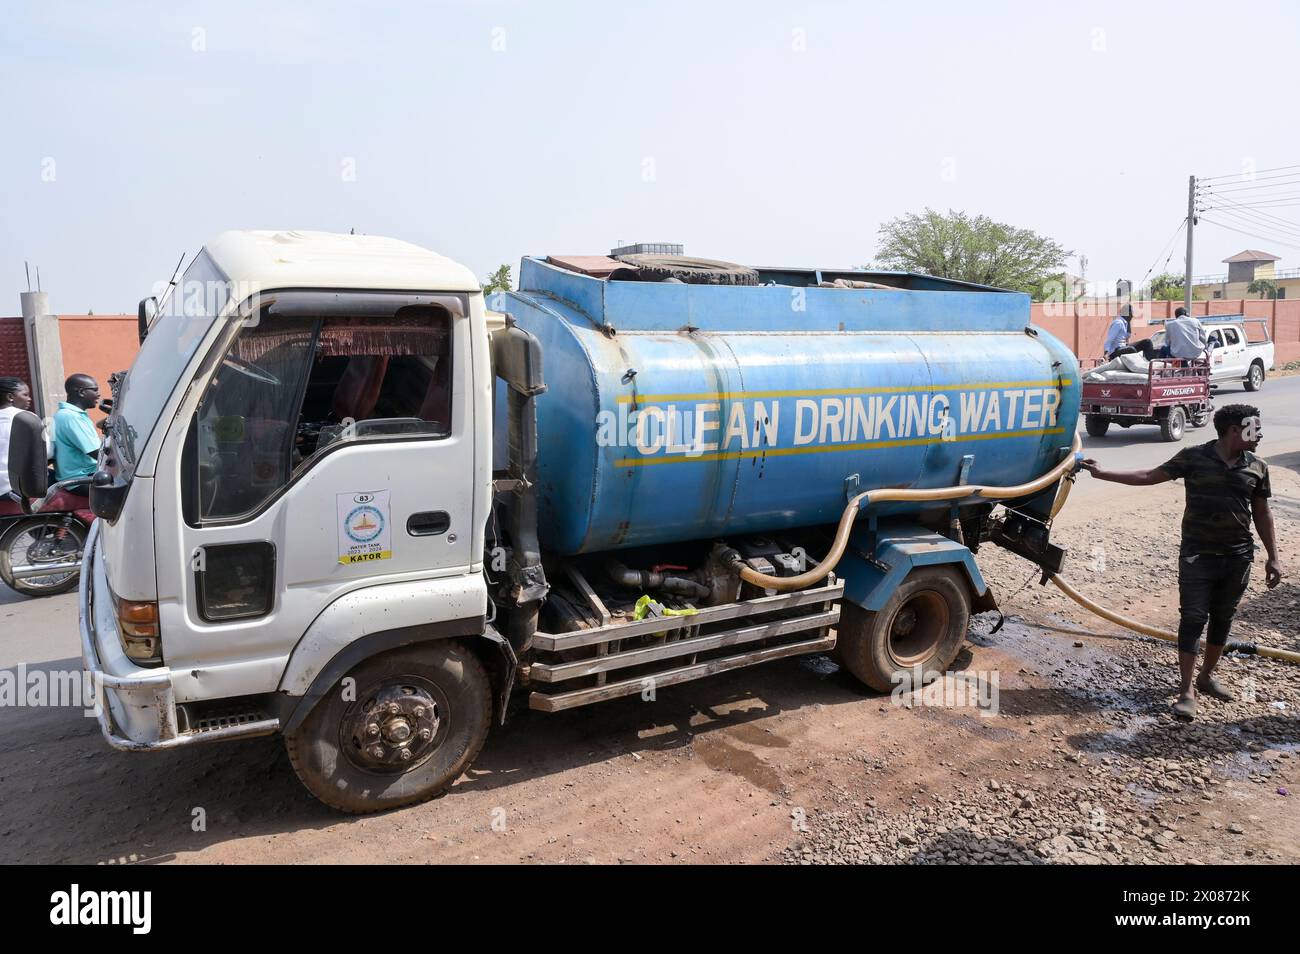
[1183,174,1196,312]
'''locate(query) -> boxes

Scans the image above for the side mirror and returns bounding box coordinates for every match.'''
[7,410,48,500]
[137,296,157,344]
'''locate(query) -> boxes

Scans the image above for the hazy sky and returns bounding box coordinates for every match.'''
[4,0,1299,314]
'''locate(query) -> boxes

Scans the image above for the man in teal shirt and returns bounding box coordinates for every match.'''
[52,374,102,482]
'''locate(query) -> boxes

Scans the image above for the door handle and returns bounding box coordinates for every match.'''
[407,511,450,536]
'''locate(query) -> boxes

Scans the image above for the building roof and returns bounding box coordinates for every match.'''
[1222,249,1281,264]
[204,230,480,294]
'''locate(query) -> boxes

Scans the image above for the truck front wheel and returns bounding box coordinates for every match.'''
[835,566,971,693]
[285,642,492,814]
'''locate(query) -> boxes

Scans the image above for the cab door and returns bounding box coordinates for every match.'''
[153,291,483,702]
[1218,326,1247,379]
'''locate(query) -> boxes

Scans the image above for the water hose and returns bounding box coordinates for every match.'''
[1048,571,1300,665]
[736,434,1084,592]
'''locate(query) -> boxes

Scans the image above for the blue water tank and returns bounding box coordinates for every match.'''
[501,258,1079,555]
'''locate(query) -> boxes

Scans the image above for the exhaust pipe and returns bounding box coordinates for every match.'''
[11,559,83,580]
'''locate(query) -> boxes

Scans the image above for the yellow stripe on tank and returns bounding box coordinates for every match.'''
[612,426,1067,468]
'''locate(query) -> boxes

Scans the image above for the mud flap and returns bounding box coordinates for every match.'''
[836,523,989,612]
[478,627,518,725]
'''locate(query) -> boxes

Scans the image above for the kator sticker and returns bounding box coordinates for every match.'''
[337,490,392,565]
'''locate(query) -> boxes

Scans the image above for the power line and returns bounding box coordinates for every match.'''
[1199,178,1300,196]
[1204,193,1300,208]
[1199,217,1300,253]
[1137,218,1187,288]
[1200,193,1300,233]
[1203,207,1300,243]
[1197,163,1300,183]
[1201,191,1300,226]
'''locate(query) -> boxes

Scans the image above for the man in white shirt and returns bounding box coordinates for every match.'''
[0,377,35,496]
[1163,306,1209,360]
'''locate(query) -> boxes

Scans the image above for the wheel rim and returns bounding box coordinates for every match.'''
[6,525,83,590]
[1251,366,1262,387]
[340,676,451,775]
[886,590,950,666]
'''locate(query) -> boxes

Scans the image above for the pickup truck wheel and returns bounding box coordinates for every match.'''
[285,642,491,814]
[1245,362,1264,392]
[1084,414,1110,437]
[835,566,971,693]
[1160,406,1186,442]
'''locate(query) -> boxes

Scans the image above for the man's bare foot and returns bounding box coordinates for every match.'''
[1196,676,1234,702]
[1172,693,1197,721]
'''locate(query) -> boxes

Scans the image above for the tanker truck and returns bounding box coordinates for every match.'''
[80,231,1081,812]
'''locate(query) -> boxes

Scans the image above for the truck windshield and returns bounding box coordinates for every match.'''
[113,251,229,471]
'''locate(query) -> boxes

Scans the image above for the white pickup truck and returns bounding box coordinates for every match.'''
[1149,316,1275,392]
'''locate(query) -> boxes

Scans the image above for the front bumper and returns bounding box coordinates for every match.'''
[79,521,278,751]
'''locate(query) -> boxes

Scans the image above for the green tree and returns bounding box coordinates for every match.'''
[874,208,1069,294]
[483,264,513,295]
[1248,278,1278,300]
[1147,272,1196,301]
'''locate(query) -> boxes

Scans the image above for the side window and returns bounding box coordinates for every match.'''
[1223,328,1240,346]
[197,317,317,520]
[194,302,453,522]
[297,306,452,461]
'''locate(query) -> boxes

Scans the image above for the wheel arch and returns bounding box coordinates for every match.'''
[276,620,516,735]
[836,525,991,615]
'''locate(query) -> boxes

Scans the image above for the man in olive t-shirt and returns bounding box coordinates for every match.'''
[1081,405,1282,720]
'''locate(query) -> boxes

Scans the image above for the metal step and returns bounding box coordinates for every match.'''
[529,634,837,712]
[529,607,839,683]
[531,580,844,652]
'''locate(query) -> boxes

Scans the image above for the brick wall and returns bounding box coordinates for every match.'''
[0,317,32,387]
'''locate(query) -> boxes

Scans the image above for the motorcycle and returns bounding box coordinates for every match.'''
[0,481,95,596]
[0,390,115,597]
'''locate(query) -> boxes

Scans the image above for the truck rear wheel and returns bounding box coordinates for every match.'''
[1084,414,1110,437]
[1245,361,1264,392]
[835,566,971,692]
[285,642,491,814]
[1159,406,1186,442]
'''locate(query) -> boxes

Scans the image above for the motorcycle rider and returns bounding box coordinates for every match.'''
[52,374,102,485]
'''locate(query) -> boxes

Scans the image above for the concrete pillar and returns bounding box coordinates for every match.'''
[20,291,64,420]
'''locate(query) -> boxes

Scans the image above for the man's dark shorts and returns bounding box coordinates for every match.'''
[1177,553,1252,653]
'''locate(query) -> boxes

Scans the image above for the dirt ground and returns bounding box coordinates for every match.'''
[1,464,1297,866]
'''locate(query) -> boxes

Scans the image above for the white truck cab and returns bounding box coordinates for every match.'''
[82,230,509,809]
